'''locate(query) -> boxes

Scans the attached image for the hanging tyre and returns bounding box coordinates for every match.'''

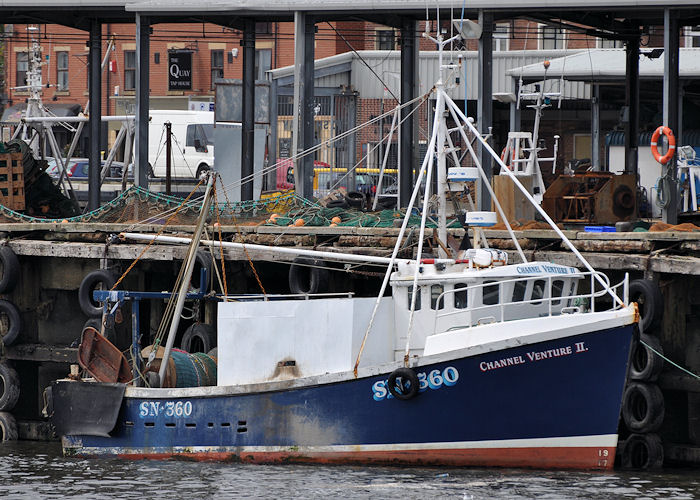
[622,382,664,433]
[181,323,216,353]
[345,191,365,210]
[629,333,664,382]
[82,317,116,345]
[78,270,116,318]
[629,279,663,332]
[0,411,18,441]
[288,257,329,295]
[621,433,664,469]
[0,300,21,347]
[387,368,419,400]
[0,363,20,412]
[191,250,213,293]
[0,246,20,294]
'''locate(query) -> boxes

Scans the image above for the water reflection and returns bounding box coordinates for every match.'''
[1,441,699,499]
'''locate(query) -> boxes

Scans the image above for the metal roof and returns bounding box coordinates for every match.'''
[126,0,700,13]
[508,48,700,82]
[271,49,590,100]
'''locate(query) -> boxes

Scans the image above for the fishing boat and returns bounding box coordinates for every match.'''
[47,22,639,470]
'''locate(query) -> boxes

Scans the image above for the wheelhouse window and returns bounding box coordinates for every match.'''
[512,280,527,303]
[431,285,444,310]
[211,50,224,90]
[16,52,28,87]
[56,51,69,91]
[551,280,565,305]
[407,287,421,310]
[531,279,546,305]
[124,50,136,91]
[454,283,468,309]
[483,281,499,306]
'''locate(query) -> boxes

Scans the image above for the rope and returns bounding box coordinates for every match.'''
[641,339,700,381]
[111,178,205,291]
[216,176,267,298]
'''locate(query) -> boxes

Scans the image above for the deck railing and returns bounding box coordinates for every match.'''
[432,271,629,335]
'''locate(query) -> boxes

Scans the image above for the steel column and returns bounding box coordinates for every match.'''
[663,9,680,224]
[135,14,150,188]
[624,36,640,177]
[88,21,101,211]
[241,20,256,201]
[269,78,279,191]
[509,78,521,133]
[292,12,315,199]
[591,84,600,170]
[477,11,493,211]
[400,19,417,208]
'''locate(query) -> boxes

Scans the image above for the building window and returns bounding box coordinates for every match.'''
[124,50,136,91]
[255,22,272,34]
[211,50,224,90]
[255,49,272,80]
[16,52,28,87]
[686,26,700,47]
[56,51,69,91]
[493,23,510,51]
[541,25,565,50]
[598,38,623,48]
[376,30,396,50]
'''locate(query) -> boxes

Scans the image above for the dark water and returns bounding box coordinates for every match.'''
[1,442,699,499]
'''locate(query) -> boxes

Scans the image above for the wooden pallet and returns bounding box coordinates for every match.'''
[0,153,24,211]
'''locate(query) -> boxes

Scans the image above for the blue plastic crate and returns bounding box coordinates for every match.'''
[584,226,616,233]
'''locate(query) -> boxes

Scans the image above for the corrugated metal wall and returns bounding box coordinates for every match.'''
[345,50,590,100]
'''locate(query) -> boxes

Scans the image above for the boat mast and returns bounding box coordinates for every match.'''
[157,173,215,387]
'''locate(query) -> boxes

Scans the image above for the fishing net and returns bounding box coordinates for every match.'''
[0,185,462,228]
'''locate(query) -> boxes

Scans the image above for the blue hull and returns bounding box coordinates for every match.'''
[60,325,634,469]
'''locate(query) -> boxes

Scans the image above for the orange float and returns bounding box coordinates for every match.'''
[650,126,676,165]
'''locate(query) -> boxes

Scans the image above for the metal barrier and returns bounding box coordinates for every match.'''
[432,271,629,335]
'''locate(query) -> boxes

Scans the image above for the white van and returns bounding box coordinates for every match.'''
[149,110,214,178]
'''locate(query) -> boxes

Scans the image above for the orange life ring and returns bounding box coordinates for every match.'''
[650,126,676,165]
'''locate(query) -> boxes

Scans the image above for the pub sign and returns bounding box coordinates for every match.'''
[168,51,192,90]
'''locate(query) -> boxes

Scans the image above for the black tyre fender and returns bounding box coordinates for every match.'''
[630,333,664,382]
[288,257,329,295]
[0,246,20,294]
[181,323,216,353]
[387,367,419,400]
[0,300,21,346]
[0,411,18,441]
[325,198,349,209]
[345,191,365,210]
[0,362,20,412]
[78,270,116,318]
[621,433,664,469]
[196,164,210,179]
[82,317,116,345]
[192,250,213,293]
[622,381,665,433]
[629,279,663,332]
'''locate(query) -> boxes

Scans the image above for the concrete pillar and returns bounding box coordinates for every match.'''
[591,84,600,170]
[241,19,256,201]
[663,9,680,224]
[400,18,417,207]
[88,21,101,211]
[134,14,150,188]
[477,11,493,211]
[624,36,639,176]
[292,12,315,199]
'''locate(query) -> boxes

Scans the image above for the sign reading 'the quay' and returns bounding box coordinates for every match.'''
[168,51,192,90]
